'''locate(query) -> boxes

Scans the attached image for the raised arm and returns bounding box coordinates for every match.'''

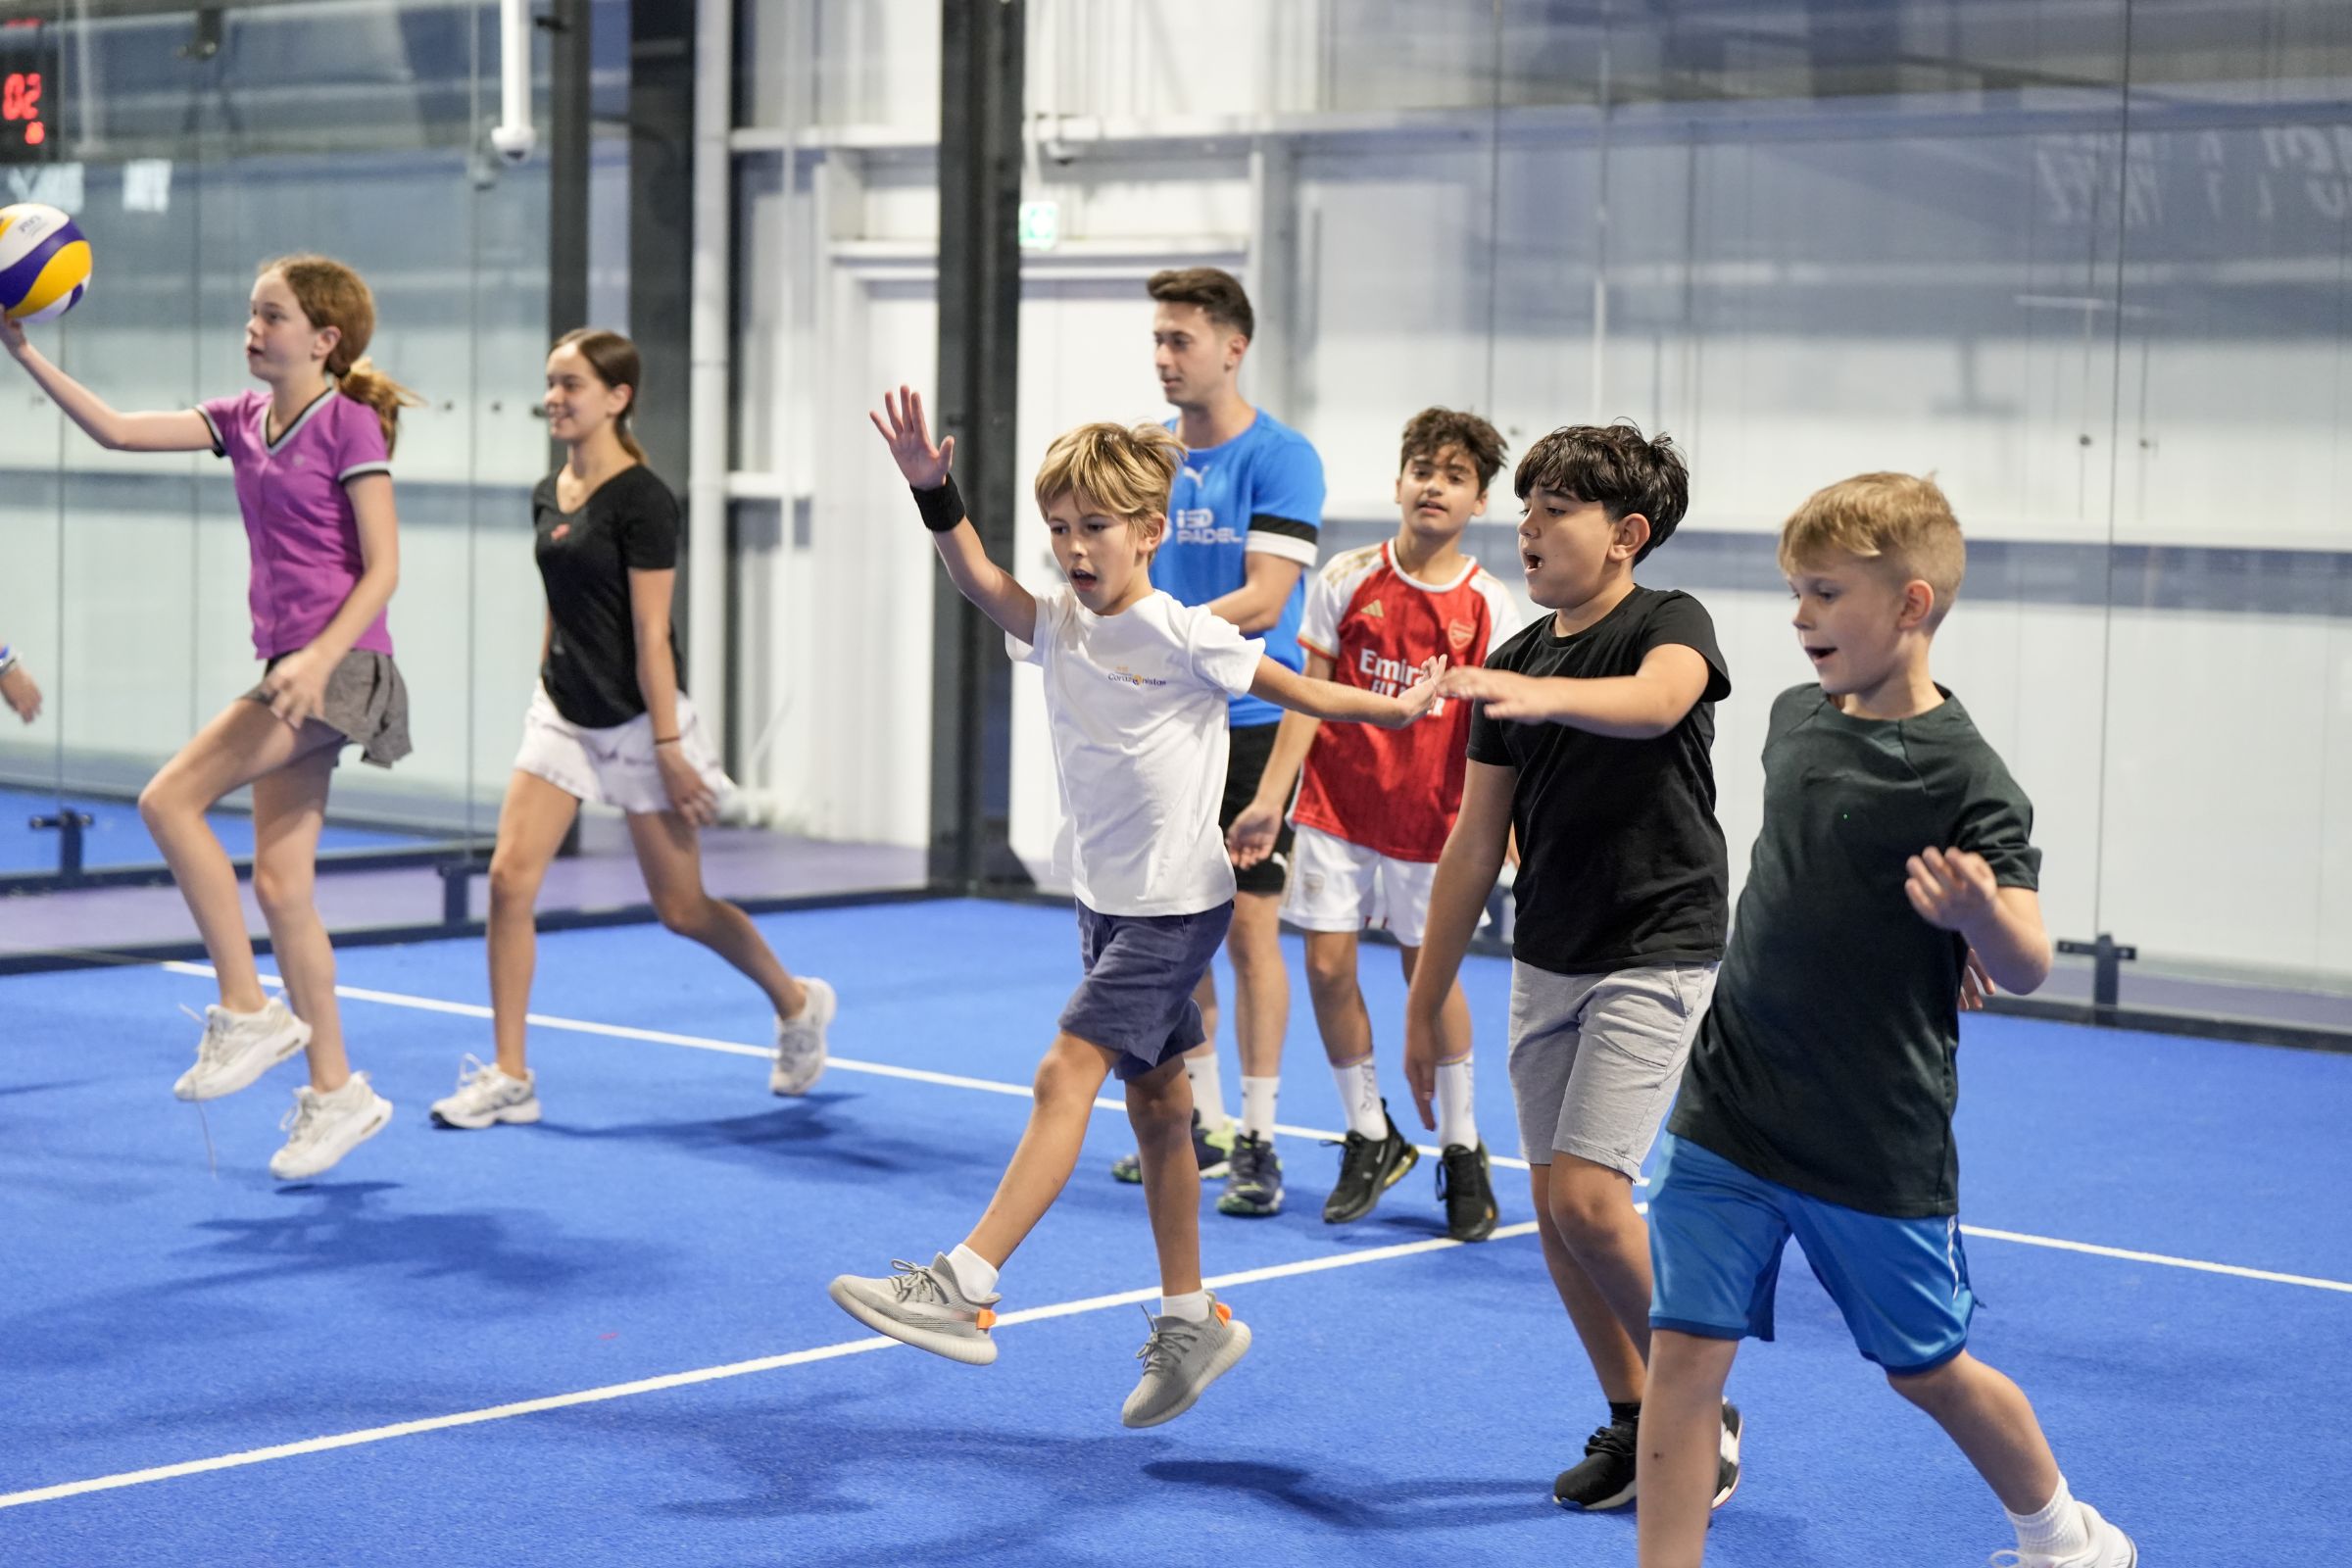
[1250,653,1445,729]
[1437,642,1712,739]
[1,318,215,453]
[870,385,1035,647]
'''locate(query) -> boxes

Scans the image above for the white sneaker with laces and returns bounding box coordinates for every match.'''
[270,1073,394,1180]
[1990,1502,2138,1567]
[172,999,310,1102]
[430,1055,541,1129]
[771,977,835,1096]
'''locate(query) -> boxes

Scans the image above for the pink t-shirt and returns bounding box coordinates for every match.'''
[196,387,395,661]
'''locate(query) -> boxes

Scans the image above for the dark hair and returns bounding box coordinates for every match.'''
[552,327,645,462]
[1513,420,1690,564]
[1399,407,1507,492]
[1146,267,1254,342]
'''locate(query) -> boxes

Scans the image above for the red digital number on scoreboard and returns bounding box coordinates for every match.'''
[2,70,42,147]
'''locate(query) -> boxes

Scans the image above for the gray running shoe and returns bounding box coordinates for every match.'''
[827,1253,1001,1365]
[1118,1293,1251,1428]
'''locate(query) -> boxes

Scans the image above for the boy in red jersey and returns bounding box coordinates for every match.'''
[1230,408,1519,1241]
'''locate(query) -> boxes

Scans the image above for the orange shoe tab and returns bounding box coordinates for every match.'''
[1213,1300,1232,1325]
[975,1308,998,1332]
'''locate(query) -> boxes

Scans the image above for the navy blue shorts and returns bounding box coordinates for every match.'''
[1646,1133,1977,1376]
[1058,901,1234,1082]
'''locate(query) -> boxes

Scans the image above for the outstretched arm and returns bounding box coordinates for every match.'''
[870,385,1035,647]
[1227,650,1331,867]
[1438,642,1711,739]
[2,317,214,453]
[1250,654,1445,729]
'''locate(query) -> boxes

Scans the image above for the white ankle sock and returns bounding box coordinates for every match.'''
[1184,1052,1230,1131]
[1330,1056,1384,1139]
[2006,1477,2088,1557]
[946,1244,999,1301]
[1158,1290,1210,1322]
[1241,1076,1280,1142]
[1436,1055,1477,1150]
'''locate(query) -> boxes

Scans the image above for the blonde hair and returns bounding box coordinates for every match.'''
[1778,471,1967,624]
[1033,421,1185,545]
[553,327,646,463]
[262,254,423,454]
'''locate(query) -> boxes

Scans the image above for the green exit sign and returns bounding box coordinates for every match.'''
[1018,201,1058,250]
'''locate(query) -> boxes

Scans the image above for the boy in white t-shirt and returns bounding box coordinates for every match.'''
[830,389,1442,1428]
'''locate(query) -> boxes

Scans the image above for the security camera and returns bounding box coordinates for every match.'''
[490,123,537,164]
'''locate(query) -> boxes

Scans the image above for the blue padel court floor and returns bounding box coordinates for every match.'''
[3,897,2347,1565]
[1,786,438,875]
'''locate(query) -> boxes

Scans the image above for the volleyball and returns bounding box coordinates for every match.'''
[0,202,92,323]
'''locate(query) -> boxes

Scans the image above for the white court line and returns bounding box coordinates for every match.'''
[0,1222,1538,1511]
[159,962,2352,1293]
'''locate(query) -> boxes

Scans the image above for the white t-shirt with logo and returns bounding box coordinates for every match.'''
[1008,585,1266,916]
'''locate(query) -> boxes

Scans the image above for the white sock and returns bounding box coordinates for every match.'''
[1241,1076,1280,1142]
[1158,1290,1210,1322]
[1436,1055,1478,1151]
[946,1244,999,1301]
[1184,1052,1230,1132]
[2006,1477,2088,1557]
[1330,1056,1385,1139]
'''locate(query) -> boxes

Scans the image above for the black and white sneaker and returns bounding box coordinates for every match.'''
[1321,1103,1419,1223]
[1437,1141,1498,1242]
[1216,1132,1284,1216]
[1550,1402,1742,1513]
[1552,1420,1639,1511]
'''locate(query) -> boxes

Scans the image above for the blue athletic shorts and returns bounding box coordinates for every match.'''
[1058,901,1234,1082]
[1646,1132,1976,1375]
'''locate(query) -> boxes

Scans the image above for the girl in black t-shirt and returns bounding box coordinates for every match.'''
[429,330,834,1129]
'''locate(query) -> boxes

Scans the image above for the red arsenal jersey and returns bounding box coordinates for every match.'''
[1293,540,1521,861]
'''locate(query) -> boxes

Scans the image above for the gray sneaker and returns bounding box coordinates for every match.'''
[771,977,835,1096]
[1118,1293,1251,1429]
[827,1252,1000,1365]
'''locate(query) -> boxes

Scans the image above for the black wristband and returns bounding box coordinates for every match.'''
[911,476,966,533]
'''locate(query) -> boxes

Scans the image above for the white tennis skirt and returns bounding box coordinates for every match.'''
[513,684,733,816]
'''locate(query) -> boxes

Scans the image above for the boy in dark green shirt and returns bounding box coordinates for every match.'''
[1636,474,2135,1568]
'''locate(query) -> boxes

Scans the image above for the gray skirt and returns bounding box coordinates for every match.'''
[243,649,413,768]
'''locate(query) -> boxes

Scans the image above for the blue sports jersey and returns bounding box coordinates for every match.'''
[1152,409,1326,728]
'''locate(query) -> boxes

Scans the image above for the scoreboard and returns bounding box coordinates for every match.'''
[2,16,57,164]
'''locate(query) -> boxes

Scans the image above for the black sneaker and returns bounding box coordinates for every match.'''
[1215,1132,1285,1216]
[1551,1403,1740,1513]
[1437,1141,1498,1242]
[1322,1103,1419,1223]
[1552,1420,1638,1511]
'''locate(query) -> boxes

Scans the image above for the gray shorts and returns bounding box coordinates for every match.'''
[1508,960,1717,1178]
[1058,900,1234,1082]
[244,649,412,768]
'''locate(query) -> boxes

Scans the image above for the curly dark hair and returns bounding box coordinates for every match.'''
[1513,420,1690,563]
[1398,407,1507,492]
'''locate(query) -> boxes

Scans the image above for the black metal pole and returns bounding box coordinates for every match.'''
[930,0,1028,892]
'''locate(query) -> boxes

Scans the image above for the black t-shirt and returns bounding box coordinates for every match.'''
[1668,684,2042,1218]
[533,465,683,729]
[1466,585,1732,975]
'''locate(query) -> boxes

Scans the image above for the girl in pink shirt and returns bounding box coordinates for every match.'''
[3,254,416,1180]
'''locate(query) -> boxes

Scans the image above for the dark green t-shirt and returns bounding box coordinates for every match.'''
[1668,683,2040,1218]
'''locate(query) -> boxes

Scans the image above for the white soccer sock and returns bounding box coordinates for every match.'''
[1436,1055,1478,1151]
[1329,1056,1385,1140]
[1184,1051,1230,1132]
[946,1243,999,1301]
[1241,1076,1280,1142]
[1158,1290,1211,1322]
[2006,1476,2088,1558]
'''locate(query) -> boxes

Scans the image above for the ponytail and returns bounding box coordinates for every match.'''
[553,327,647,464]
[337,355,424,455]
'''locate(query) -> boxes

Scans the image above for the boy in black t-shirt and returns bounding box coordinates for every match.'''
[1636,474,2134,1568]
[1405,422,1740,1513]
